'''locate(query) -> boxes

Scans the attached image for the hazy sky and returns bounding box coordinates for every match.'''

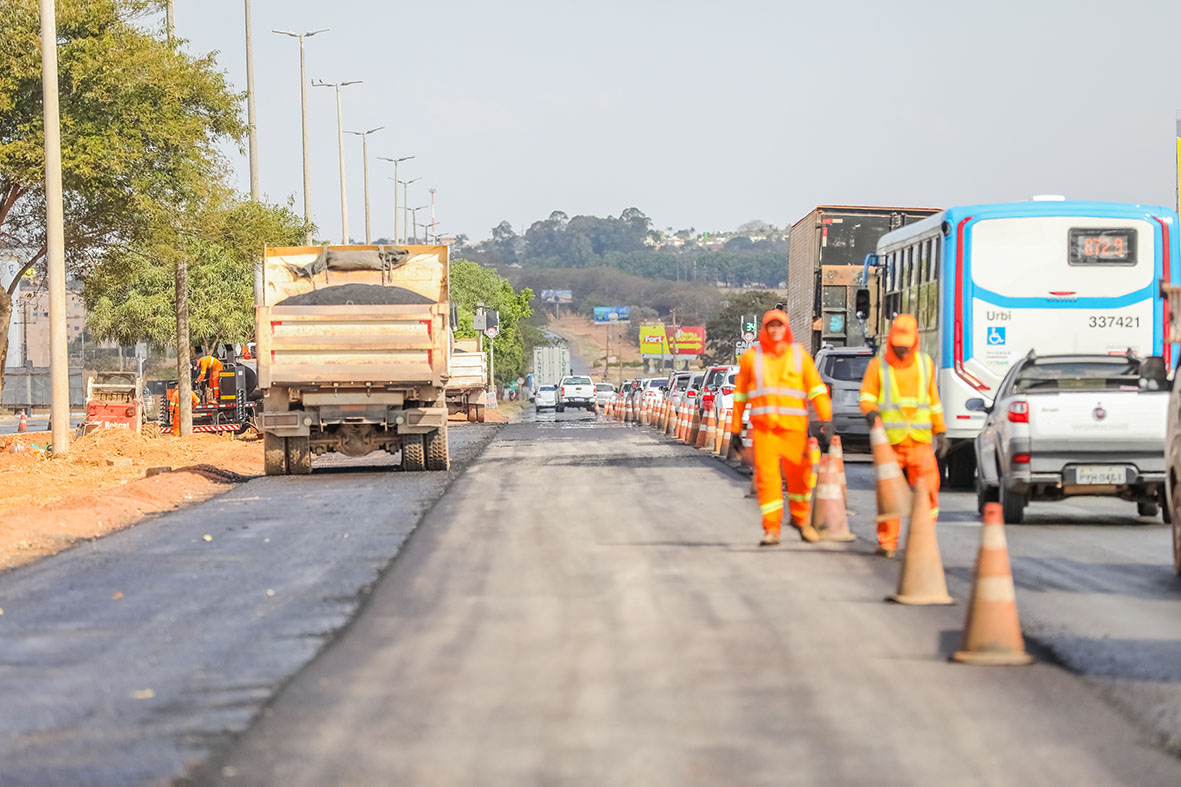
[176,0,1181,242]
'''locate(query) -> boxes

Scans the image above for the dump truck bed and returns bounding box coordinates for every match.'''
[258,245,450,389]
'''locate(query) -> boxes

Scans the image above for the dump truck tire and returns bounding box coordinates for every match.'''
[426,425,450,471]
[264,434,287,476]
[402,434,426,471]
[286,436,312,475]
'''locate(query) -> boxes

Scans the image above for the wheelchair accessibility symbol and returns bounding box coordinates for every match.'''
[986,326,1006,346]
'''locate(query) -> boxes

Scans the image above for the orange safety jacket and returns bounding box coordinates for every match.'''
[731,342,832,434]
[197,356,223,383]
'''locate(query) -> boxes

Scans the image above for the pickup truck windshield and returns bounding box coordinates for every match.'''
[1013,359,1141,392]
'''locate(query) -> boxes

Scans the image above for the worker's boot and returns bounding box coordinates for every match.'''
[759,530,781,547]
[795,521,819,543]
[875,546,897,558]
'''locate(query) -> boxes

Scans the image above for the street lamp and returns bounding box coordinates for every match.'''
[410,205,429,243]
[273,27,329,245]
[344,126,384,244]
[312,78,362,243]
[377,155,413,242]
[399,178,422,243]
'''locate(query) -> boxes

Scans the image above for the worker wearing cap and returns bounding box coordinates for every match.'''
[196,351,224,405]
[729,309,833,546]
[859,313,948,557]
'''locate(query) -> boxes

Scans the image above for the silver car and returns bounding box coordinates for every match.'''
[534,385,558,411]
[813,346,873,441]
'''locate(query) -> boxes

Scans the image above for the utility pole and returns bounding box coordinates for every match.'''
[274,28,330,245]
[378,156,413,243]
[429,187,437,241]
[410,205,429,244]
[40,0,70,452]
[243,0,263,308]
[166,0,175,40]
[345,127,383,244]
[400,178,421,243]
[313,79,362,244]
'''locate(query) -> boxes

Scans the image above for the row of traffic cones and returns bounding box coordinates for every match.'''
[868,415,1031,665]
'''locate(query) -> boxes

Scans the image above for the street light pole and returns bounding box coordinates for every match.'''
[400,178,421,244]
[40,0,70,453]
[377,155,413,243]
[166,0,175,40]
[243,0,263,306]
[345,126,384,244]
[274,27,329,245]
[313,79,362,244]
[410,205,429,244]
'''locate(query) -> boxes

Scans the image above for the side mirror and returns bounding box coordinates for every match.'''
[854,288,870,321]
[964,397,990,413]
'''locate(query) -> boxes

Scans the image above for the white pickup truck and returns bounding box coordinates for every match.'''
[970,352,1169,524]
[557,375,595,412]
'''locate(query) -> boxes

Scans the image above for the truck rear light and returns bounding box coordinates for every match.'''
[721,386,734,395]
[1007,401,1029,423]
[1012,452,1031,465]
[560,387,565,396]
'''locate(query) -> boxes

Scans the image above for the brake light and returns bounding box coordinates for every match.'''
[1007,401,1029,423]
[1012,452,1031,465]
[560,387,565,396]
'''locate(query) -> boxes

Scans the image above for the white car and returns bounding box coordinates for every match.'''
[534,385,558,411]
[594,382,616,408]
[557,375,596,412]
[971,352,1169,524]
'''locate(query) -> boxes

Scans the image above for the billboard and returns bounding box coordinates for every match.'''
[540,289,573,304]
[639,324,706,356]
[593,306,630,324]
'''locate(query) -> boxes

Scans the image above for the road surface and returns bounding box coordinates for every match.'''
[2,413,1180,785]
[193,412,1181,786]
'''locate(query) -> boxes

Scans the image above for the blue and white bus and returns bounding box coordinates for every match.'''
[860,198,1179,485]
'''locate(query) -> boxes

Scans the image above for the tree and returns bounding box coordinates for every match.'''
[0,0,243,395]
[450,258,534,385]
[84,197,311,349]
[703,290,784,365]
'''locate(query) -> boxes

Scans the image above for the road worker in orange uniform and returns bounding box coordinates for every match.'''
[859,313,949,557]
[196,351,224,404]
[166,387,201,436]
[729,309,833,546]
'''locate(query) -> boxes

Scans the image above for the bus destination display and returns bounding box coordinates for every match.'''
[1069,228,1136,265]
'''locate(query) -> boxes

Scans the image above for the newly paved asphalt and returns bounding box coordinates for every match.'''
[192,412,1181,786]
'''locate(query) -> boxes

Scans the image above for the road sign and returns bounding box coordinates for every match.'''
[593,306,631,324]
[735,339,752,357]
[484,326,500,339]
[741,314,758,342]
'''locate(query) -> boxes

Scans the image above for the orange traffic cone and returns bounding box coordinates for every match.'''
[951,503,1033,665]
[813,455,855,542]
[687,407,701,446]
[887,477,953,604]
[17,410,28,433]
[871,417,909,523]
[714,409,727,454]
[829,436,848,506]
[695,409,710,448]
[675,404,686,440]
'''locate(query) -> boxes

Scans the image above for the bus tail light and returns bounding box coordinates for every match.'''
[1007,401,1029,423]
[1012,452,1031,465]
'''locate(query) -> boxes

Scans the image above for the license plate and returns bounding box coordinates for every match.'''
[1074,465,1126,485]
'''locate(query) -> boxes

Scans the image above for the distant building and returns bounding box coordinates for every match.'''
[16,285,88,367]
[1,257,21,367]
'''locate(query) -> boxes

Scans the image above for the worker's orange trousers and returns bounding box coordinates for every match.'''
[879,440,940,551]
[752,427,812,536]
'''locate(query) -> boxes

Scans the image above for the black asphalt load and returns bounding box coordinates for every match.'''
[0,424,501,786]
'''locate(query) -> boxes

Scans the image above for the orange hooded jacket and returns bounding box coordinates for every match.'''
[730,309,831,435]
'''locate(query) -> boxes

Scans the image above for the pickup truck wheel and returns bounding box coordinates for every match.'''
[286,436,312,475]
[1137,500,1160,518]
[1161,486,1173,525]
[425,425,450,471]
[1172,480,1181,575]
[402,435,426,472]
[975,472,998,513]
[556,404,565,413]
[264,434,287,476]
[999,482,1025,524]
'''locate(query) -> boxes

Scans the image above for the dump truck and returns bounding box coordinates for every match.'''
[255,245,452,475]
[787,205,939,352]
[446,336,488,422]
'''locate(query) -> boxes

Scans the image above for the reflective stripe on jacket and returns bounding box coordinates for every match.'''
[733,343,831,433]
[859,352,941,444]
